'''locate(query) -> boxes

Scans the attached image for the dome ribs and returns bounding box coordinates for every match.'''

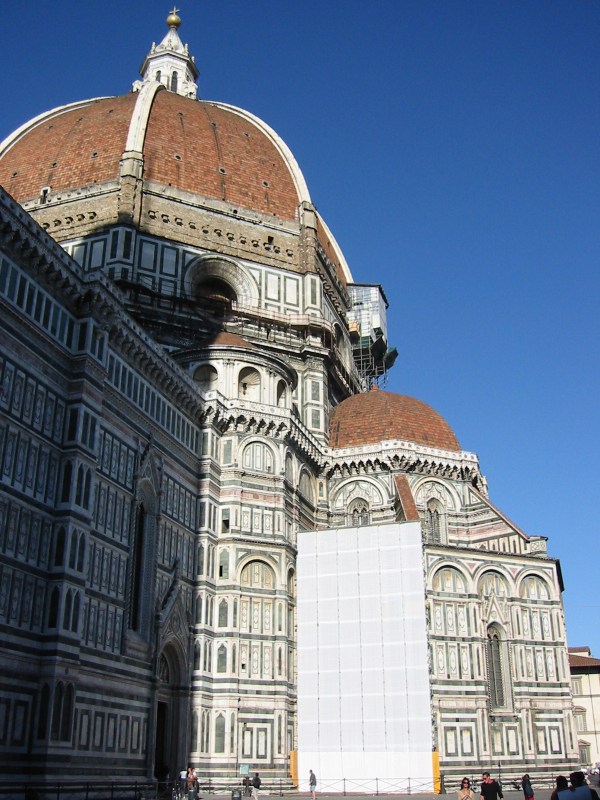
[0,96,135,203]
[0,91,301,220]
[142,92,299,218]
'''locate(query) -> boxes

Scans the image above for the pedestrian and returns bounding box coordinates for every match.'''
[252,772,261,800]
[522,775,534,800]
[309,770,317,800]
[565,771,600,800]
[458,778,475,800]
[551,776,568,800]
[186,766,198,800]
[480,772,503,800]
[243,776,251,797]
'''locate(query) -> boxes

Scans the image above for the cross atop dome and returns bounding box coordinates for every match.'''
[167,8,181,27]
[134,9,199,99]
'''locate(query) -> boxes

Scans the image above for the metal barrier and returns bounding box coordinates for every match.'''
[0,776,582,800]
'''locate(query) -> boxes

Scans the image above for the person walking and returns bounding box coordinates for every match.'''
[522,775,534,800]
[480,772,503,800]
[458,778,475,800]
[251,772,261,800]
[309,770,317,800]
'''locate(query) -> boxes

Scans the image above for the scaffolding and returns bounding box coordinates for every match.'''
[347,283,397,389]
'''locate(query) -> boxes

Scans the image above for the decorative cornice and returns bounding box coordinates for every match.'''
[326,440,482,484]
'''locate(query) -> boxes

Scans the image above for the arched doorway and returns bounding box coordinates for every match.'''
[154,643,188,783]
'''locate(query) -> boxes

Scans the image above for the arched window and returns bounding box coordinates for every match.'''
[217,644,227,673]
[48,587,60,628]
[298,470,315,504]
[195,595,203,624]
[241,561,274,589]
[60,462,72,503]
[276,380,287,407]
[83,469,91,508]
[68,533,78,569]
[194,641,201,670]
[479,571,509,597]
[203,641,212,671]
[75,465,85,506]
[49,682,75,742]
[432,567,466,593]
[194,365,219,392]
[285,454,294,483]
[71,593,80,632]
[202,710,210,752]
[426,500,441,543]
[242,441,273,473]
[486,624,510,709]
[61,684,74,741]
[214,713,225,753]
[51,683,63,740]
[218,600,228,627]
[205,596,213,626]
[54,527,66,566]
[520,575,550,600]
[63,590,72,629]
[76,534,85,572]
[348,499,370,527]
[219,550,229,579]
[171,71,178,92]
[155,70,162,82]
[37,684,50,739]
[238,367,261,401]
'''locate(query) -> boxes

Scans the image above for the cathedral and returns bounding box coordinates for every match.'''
[0,11,578,789]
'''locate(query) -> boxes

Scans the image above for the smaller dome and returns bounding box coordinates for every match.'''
[329,387,461,451]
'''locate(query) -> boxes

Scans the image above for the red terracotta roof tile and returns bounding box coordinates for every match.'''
[0,92,301,220]
[329,387,461,451]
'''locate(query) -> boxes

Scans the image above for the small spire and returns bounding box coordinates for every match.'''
[134,9,199,99]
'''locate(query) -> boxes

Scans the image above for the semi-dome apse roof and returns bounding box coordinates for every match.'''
[329,387,461,452]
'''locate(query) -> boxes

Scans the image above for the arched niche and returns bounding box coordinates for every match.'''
[184,254,259,307]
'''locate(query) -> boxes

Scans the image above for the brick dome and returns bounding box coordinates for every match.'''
[329,387,461,451]
[0,89,306,220]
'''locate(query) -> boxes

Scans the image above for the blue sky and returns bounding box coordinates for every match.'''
[2,1,599,654]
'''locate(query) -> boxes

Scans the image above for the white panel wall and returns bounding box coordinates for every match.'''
[297,523,433,793]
